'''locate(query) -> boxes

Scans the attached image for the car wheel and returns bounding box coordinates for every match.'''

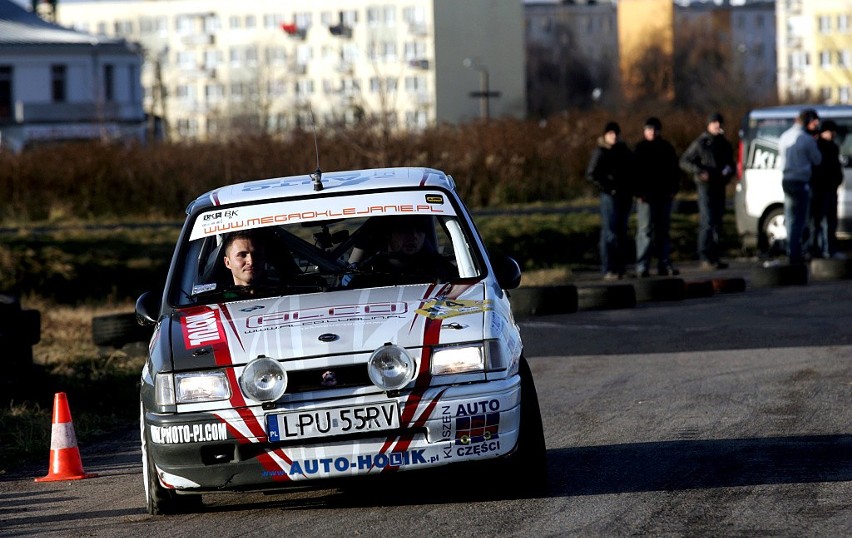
[761,207,787,255]
[141,401,203,515]
[475,357,547,498]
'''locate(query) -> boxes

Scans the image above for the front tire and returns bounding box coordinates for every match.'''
[141,401,203,515]
[475,356,548,497]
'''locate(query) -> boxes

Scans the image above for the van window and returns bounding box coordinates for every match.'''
[742,117,851,170]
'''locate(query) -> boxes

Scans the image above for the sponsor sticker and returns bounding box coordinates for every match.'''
[150,422,229,444]
[190,191,455,240]
[180,307,225,348]
[416,299,493,320]
[261,449,436,478]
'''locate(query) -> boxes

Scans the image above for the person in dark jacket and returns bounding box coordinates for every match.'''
[586,121,634,280]
[809,120,844,259]
[633,116,681,277]
[680,112,736,270]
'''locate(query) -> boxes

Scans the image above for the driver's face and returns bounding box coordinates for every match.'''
[224,238,264,285]
[388,228,426,255]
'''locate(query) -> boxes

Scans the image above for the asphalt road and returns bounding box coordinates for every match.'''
[2,280,851,536]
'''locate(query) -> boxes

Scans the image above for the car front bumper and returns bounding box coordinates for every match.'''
[143,377,521,492]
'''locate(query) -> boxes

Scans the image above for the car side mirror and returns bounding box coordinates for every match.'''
[491,254,522,290]
[135,291,161,326]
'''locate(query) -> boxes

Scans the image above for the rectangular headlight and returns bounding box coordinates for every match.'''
[174,371,231,403]
[431,345,484,375]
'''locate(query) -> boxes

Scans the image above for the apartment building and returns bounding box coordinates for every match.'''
[0,0,145,152]
[777,0,852,104]
[57,0,526,141]
[526,0,776,111]
[525,0,619,111]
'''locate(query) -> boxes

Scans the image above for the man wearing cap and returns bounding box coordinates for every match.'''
[809,119,843,259]
[778,108,821,264]
[633,116,681,277]
[586,121,634,280]
[680,112,736,270]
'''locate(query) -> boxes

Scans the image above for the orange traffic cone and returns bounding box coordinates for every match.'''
[35,392,97,482]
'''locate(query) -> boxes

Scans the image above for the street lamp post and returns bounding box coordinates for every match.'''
[463,58,500,121]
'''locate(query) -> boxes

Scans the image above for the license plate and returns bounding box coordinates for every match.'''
[266,401,400,442]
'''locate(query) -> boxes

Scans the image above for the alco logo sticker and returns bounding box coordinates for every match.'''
[416,299,492,319]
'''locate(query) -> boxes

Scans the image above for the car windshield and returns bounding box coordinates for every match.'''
[170,191,483,306]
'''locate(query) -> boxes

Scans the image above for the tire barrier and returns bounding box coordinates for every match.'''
[810,258,852,280]
[711,277,747,294]
[750,264,808,288]
[511,257,849,319]
[632,277,686,302]
[510,285,578,318]
[92,312,152,348]
[0,294,40,372]
[577,284,636,311]
[684,280,716,299]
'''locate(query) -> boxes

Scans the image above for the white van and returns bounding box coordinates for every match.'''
[734,105,852,252]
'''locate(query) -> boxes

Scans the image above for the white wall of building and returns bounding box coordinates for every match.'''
[57,0,527,140]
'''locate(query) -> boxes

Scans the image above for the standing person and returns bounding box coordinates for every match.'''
[777,108,821,264]
[680,112,736,270]
[809,119,843,259]
[586,121,634,280]
[633,116,681,277]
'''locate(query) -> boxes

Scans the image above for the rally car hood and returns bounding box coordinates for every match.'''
[167,282,491,370]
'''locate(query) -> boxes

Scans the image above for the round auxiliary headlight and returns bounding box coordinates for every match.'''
[240,357,287,402]
[367,344,415,391]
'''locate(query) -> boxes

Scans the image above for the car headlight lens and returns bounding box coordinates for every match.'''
[240,357,287,402]
[368,344,415,391]
[431,345,484,375]
[174,371,231,403]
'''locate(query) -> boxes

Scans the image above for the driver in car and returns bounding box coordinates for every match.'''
[222,231,267,286]
[362,216,456,282]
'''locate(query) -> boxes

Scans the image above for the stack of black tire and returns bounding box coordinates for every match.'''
[0,294,41,375]
[92,312,152,348]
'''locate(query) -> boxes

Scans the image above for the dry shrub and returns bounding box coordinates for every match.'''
[0,107,750,224]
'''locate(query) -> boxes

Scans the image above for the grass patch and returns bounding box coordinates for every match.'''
[0,298,146,474]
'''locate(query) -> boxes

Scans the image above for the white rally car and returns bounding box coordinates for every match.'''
[136,167,546,514]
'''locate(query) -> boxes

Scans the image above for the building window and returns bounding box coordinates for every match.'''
[0,66,11,120]
[176,15,193,34]
[839,14,850,33]
[177,51,195,70]
[205,84,224,102]
[245,15,256,29]
[818,15,831,34]
[820,50,832,68]
[839,50,852,68]
[229,15,240,29]
[177,118,198,137]
[840,86,850,104]
[245,47,258,67]
[204,15,220,33]
[295,79,314,95]
[51,65,66,102]
[104,64,114,102]
[820,86,832,101]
